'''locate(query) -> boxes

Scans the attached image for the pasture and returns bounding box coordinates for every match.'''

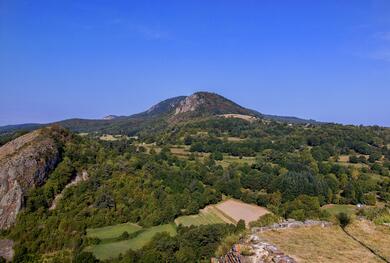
[85,224,176,261]
[321,204,357,217]
[259,224,384,263]
[86,222,142,240]
[175,205,232,226]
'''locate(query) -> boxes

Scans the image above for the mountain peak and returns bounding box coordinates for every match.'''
[173,91,256,117]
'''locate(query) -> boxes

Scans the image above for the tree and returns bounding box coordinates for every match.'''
[236,219,246,232]
[74,252,99,263]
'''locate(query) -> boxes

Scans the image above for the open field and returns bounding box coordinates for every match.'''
[175,206,229,226]
[85,224,176,260]
[259,225,383,263]
[86,222,142,240]
[345,219,390,261]
[321,204,357,217]
[175,199,269,227]
[219,114,258,122]
[215,199,269,226]
[99,134,129,141]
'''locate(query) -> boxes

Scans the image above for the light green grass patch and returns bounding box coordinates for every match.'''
[86,222,142,240]
[321,204,357,216]
[86,224,176,260]
[175,209,226,227]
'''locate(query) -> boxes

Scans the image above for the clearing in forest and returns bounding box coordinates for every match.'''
[175,199,269,227]
[86,222,142,240]
[215,199,270,225]
[85,224,176,260]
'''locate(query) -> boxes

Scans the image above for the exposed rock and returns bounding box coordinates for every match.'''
[49,170,89,210]
[0,127,67,229]
[0,239,14,261]
[175,93,205,115]
[252,219,332,233]
[213,234,297,263]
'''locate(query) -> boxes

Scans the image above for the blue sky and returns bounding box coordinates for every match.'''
[1,0,389,126]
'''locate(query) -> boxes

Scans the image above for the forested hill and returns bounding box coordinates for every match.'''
[0,92,324,137]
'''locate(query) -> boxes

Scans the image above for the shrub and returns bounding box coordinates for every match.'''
[249,213,281,228]
[337,212,351,228]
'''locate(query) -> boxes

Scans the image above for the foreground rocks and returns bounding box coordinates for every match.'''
[252,219,332,233]
[213,235,296,263]
[0,127,68,229]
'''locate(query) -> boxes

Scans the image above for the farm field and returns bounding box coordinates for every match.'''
[259,224,383,263]
[85,224,176,260]
[215,199,269,226]
[175,205,233,226]
[87,222,142,240]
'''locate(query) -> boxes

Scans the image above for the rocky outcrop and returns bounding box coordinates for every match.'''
[213,220,332,263]
[252,219,332,233]
[0,239,14,261]
[0,127,67,229]
[49,170,89,210]
[212,235,296,263]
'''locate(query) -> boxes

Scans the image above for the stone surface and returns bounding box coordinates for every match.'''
[0,239,14,261]
[0,127,66,229]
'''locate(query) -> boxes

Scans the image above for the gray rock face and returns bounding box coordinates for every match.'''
[175,93,205,115]
[0,239,14,261]
[0,129,62,229]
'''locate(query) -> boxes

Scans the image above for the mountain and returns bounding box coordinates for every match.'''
[0,126,69,229]
[0,92,320,135]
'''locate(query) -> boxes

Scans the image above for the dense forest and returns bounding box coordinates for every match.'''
[0,116,389,262]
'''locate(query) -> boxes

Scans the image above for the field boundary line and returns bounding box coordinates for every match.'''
[212,206,237,224]
[342,227,389,263]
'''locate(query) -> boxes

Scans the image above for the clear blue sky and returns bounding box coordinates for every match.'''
[1,0,389,126]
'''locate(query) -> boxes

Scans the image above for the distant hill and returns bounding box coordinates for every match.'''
[0,91,322,135]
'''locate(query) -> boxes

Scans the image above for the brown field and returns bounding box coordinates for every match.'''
[219,114,258,122]
[345,220,390,261]
[259,225,383,263]
[215,199,270,225]
[338,155,350,162]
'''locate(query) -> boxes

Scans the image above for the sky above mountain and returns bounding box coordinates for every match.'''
[1,0,390,126]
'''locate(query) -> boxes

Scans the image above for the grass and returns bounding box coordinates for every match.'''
[345,219,390,262]
[321,204,357,217]
[259,225,383,263]
[86,222,142,240]
[86,224,177,260]
[174,206,229,226]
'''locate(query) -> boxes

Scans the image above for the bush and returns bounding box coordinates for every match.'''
[249,213,281,228]
[337,212,351,228]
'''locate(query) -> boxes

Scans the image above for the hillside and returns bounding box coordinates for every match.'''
[0,92,321,137]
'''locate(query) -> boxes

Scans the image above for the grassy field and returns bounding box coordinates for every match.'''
[175,206,231,226]
[345,219,390,262]
[86,222,142,240]
[85,224,177,260]
[259,225,383,263]
[321,204,357,217]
